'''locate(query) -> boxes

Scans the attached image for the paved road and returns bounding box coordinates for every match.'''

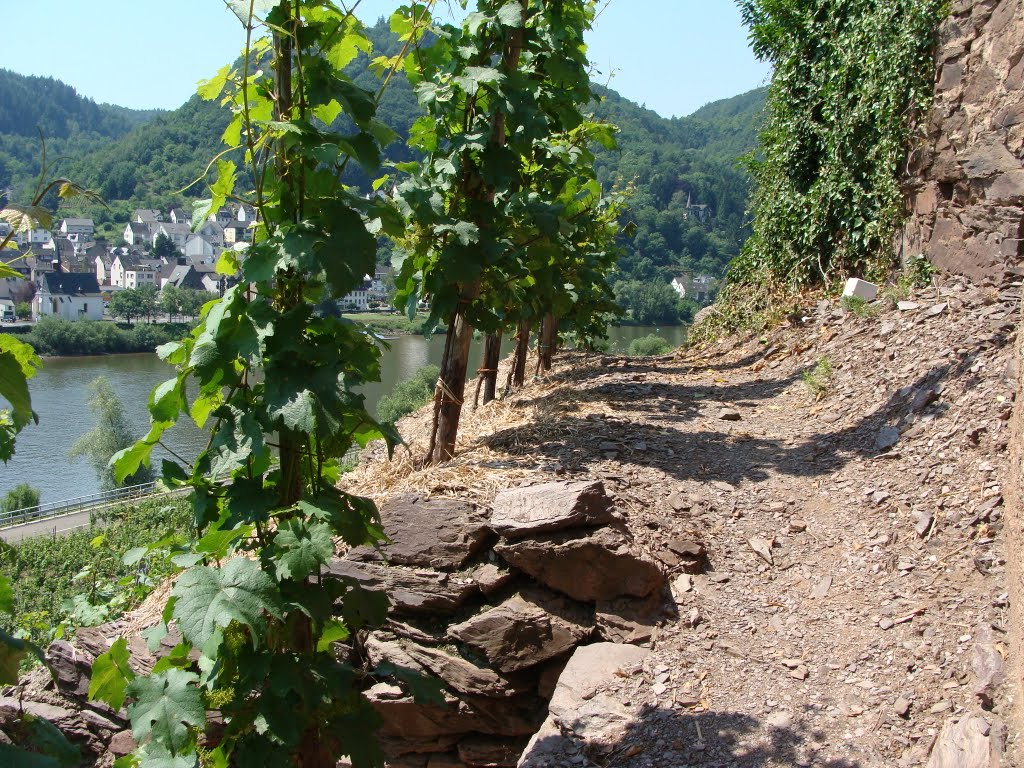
[0,511,94,543]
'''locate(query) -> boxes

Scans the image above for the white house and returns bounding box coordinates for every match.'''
[59,218,94,241]
[184,234,219,262]
[169,207,191,227]
[123,221,149,247]
[35,272,103,321]
[670,273,718,304]
[154,222,191,249]
[14,227,52,247]
[195,220,224,245]
[339,276,373,311]
[111,253,159,289]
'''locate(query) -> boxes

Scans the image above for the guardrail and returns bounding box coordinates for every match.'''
[0,445,366,530]
[0,482,165,529]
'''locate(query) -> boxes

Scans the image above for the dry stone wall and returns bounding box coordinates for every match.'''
[901,0,1024,281]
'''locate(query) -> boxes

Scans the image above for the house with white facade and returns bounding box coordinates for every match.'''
[111,252,159,289]
[59,218,95,242]
[35,272,103,321]
[123,221,149,247]
[339,276,373,311]
[154,222,191,249]
[184,234,220,262]
[169,207,191,227]
[670,273,718,304]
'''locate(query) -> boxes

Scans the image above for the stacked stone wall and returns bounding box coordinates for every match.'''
[901,0,1024,281]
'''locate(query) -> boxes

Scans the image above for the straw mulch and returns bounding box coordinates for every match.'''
[342,349,603,505]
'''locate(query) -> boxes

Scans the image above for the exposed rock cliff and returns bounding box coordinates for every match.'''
[902,0,1024,281]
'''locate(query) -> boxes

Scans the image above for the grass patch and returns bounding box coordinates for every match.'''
[0,497,192,647]
[342,313,441,336]
[840,295,879,317]
[377,364,440,423]
[802,357,834,400]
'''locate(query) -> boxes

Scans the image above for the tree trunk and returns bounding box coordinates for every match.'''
[511,319,531,388]
[479,330,502,406]
[431,288,478,463]
[539,312,557,371]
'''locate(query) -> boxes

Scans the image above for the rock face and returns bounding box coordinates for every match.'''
[518,643,651,767]
[493,526,664,602]
[489,480,615,538]
[900,0,1024,281]
[348,495,492,571]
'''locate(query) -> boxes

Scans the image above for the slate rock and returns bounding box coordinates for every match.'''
[470,563,516,597]
[718,408,742,421]
[458,736,530,768]
[595,590,663,644]
[926,716,1005,768]
[367,685,541,743]
[325,558,477,616]
[494,526,663,602]
[518,643,651,766]
[489,480,614,539]
[449,590,593,673]
[971,624,1005,708]
[404,644,531,699]
[875,426,900,451]
[348,495,492,571]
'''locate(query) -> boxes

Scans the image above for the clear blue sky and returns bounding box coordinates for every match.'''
[0,1,769,118]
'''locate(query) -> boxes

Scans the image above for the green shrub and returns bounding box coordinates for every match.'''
[376,364,440,423]
[1,483,39,514]
[15,317,191,356]
[627,334,672,356]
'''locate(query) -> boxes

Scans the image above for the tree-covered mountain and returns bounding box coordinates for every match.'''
[0,24,765,284]
[0,69,162,203]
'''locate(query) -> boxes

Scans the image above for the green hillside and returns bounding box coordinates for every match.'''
[0,26,765,285]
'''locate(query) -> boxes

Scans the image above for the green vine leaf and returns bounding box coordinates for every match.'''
[125,669,204,757]
[273,519,335,581]
[171,559,283,649]
[89,637,136,711]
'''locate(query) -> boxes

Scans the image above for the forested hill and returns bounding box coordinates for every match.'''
[592,86,764,284]
[0,69,160,139]
[0,70,162,203]
[0,25,765,285]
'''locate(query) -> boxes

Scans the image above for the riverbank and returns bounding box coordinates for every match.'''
[4,317,193,357]
[341,312,442,336]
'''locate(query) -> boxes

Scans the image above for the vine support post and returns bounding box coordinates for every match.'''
[511,318,531,388]
[431,286,479,462]
[479,330,502,406]
[539,312,557,371]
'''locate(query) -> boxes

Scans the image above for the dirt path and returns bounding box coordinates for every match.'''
[344,274,1021,766]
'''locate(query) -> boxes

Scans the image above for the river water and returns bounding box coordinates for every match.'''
[1,324,685,503]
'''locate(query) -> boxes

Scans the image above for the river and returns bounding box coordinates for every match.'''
[1,324,686,504]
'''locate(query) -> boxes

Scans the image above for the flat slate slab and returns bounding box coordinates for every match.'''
[347,494,492,571]
[325,558,477,616]
[449,589,594,673]
[490,480,614,539]
[494,527,663,602]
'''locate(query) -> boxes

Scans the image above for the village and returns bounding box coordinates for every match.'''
[0,204,395,323]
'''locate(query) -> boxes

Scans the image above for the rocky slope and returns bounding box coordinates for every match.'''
[3,270,1021,767]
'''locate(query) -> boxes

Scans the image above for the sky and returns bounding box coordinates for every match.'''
[0,1,770,119]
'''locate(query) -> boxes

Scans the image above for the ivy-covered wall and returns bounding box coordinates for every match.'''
[901,0,1024,281]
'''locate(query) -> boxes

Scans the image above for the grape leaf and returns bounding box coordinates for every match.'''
[273,519,335,581]
[172,560,283,649]
[89,637,136,710]
[125,669,204,756]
